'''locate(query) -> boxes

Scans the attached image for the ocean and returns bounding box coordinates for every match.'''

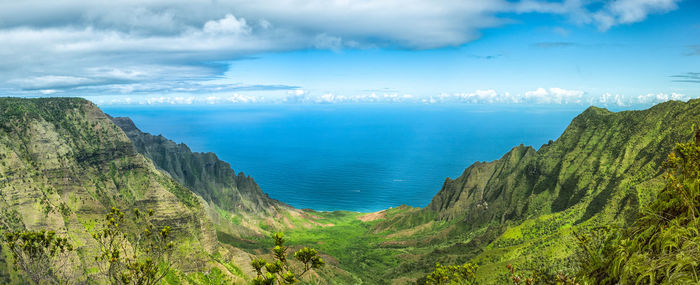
[101,104,585,212]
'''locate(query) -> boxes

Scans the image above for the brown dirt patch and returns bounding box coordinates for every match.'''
[357,210,386,222]
[386,221,434,239]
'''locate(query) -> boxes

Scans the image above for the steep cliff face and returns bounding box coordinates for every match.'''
[110,116,283,215]
[0,98,245,283]
[427,144,536,224]
[425,101,699,227]
[372,99,700,283]
[109,116,350,283]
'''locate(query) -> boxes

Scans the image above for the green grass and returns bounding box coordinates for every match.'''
[268,211,401,283]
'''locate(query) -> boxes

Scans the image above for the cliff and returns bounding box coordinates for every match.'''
[0,98,247,283]
[110,116,284,215]
[375,99,700,282]
[426,101,696,226]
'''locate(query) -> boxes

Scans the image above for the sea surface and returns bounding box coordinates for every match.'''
[102,104,585,212]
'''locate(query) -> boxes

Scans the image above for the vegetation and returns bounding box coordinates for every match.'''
[274,210,404,283]
[3,97,700,284]
[111,116,281,216]
[92,207,175,285]
[3,230,73,284]
[250,232,325,284]
[575,127,700,284]
[418,127,700,284]
[0,97,237,283]
[421,262,478,284]
[1,207,177,285]
[503,264,578,285]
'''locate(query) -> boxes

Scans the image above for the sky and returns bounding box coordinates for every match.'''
[0,0,698,107]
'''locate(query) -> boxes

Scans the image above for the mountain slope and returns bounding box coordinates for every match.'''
[427,102,695,225]
[109,115,355,282]
[369,99,700,282]
[3,97,698,284]
[0,98,248,283]
[110,116,283,215]
[108,116,324,242]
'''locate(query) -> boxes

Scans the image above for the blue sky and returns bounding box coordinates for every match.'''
[1,0,698,107]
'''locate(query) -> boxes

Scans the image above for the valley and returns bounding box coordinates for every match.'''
[1,97,699,284]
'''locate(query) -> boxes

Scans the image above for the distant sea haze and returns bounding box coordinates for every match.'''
[102,104,584,212]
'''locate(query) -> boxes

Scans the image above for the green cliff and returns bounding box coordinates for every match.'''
[275,99,700,283]
[368,99,700,282]
[0,98,249,283]
[109,116,330,243]
[110,116,282,216]
[109,116,355,283]
[1,97,698,284]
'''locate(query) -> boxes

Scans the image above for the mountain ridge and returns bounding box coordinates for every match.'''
[0,97,251,283]
[2,97,699,284]
[109,116,286,215]
[366,98,700,283]
[425,99,695,224]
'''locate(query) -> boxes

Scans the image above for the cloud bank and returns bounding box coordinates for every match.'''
[0,0,683,95]
[87,87,695,108]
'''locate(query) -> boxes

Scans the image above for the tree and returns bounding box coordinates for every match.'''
[3,230,73,284]
[250,232,325,284]
[421,262,478,285]
[92,207,175,285]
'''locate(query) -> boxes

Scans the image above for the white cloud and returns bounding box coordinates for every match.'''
[455,89,501,104]
[468,87,585,104]
[0,0,682,96]
[423,89,691,106]
[0,0,509,51]
[84,88,696,107]
[516,0,680,31]
[227,94,261,103]
[632,92,690,105]
[203,14,251,35]
[597,93,627,106]
[317,93,337,104]
[284,89,311,103]
[39,89,59,95]
[594,0,679,31]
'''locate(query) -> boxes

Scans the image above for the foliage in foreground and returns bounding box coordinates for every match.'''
[504,264,579,285]
[421,128,700,284]
[251,232,325,284]
[1,207,176,285]
[3,230,73,284]
[419,262,478,284]
[575,128,700,284]
[92,207,175,285]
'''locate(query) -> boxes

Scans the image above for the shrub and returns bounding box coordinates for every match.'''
[420,262,478,285]
[251,232,325,284]
[92,207,175,285]
[3,230,73,284]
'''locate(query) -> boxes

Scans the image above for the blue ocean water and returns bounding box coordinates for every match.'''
[101,104,585,212]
